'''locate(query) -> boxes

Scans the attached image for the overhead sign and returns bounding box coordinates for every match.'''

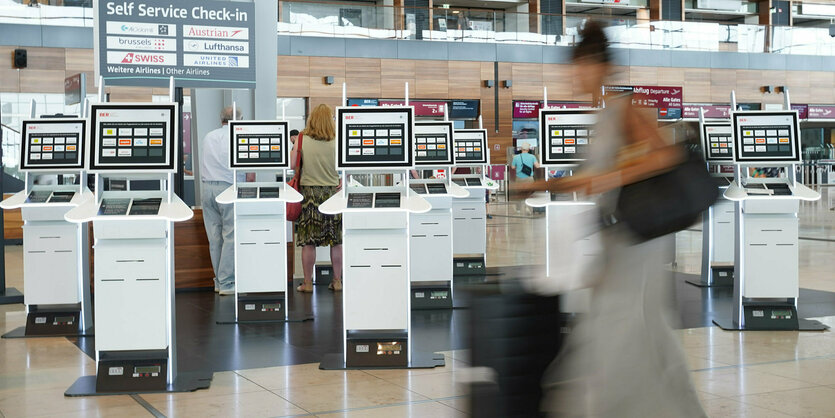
[683,104,731,119]
[64,73,85,106]
[348,98,379,107]
[790,104,809,120]
[658,107,682,119]
[513,101,540,118]
[808,105,835,120]
[379,100,446,117]
[95,0,256,88]
[606,85,683,108]
[450,100,479,119]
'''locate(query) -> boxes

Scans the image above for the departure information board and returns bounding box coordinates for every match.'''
[338,107,414,169]
[539,109,597,165]
[90,103,177,172]
[414,121,454,166]
[229,121,289,168]
[701,122,733,162]
[732,111,801,163]
[453,129,488,165]
[20,118,86,171]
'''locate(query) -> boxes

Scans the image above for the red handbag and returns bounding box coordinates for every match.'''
[286,133,304,221]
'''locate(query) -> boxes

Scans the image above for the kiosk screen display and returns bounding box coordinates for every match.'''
[453,129,488,165]
[338,107,414,169]
[732,112,801,163]
[414,121,454,166]
[90,104,177,172]
[20,119,86,171]
[701,123,733,162]
[229,121,289,168]
[539,109,597,165]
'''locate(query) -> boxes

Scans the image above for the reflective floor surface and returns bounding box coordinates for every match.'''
[1,187,835,417]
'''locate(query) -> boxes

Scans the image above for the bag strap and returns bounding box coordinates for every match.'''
[294,133,304,172]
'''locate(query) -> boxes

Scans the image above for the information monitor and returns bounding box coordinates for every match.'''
[229,121,289,169]
[538,109,597,166]
[337,106,414,169]
[701,122,734,162]
[89,103,177,172]
[731,111,801,164]
[413,121,455,166]
[20,118,86,171]
[453,129,488,166]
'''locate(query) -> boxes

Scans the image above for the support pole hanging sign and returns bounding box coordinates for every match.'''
[94,0,256,88]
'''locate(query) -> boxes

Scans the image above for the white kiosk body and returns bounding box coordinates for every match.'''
[318,106,443,369]
[214,120,304,322]
[65,103,210,395]
[0,118,94,338]
[714,110,826,331]
[408,121,468,309]
[451,129,498,275]
[693,117,736,287]
[525,108,599,313]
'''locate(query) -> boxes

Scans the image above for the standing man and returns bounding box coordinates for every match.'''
[201,106,243,295]
[510,142,540,182]
[289,129,300,147]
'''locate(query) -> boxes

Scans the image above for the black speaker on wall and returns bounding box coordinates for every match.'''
[13,49,27,69]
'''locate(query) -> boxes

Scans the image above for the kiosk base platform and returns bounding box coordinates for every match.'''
[314,264,334,286]
[2,325,93,339]
[714,305,829,331]
[686,266,734,288]
[0,287,23,305]
[411,283,453,310]
[64,372,213,397]
[318,352,446,370]
[453,256,486,276]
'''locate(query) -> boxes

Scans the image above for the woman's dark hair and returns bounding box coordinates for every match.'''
[572,20,611,64]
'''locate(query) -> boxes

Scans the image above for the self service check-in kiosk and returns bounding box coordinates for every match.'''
[451,129,498,276]
[318,106,444,369]
[65,103,211,395]
[0,117,94,338]
[714,110,827,331]
[525,108,600,313]
[409,121,468,309]
[214,120,307,323]
[690,113,736,287]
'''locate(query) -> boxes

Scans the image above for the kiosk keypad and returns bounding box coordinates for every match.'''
[99,198,131,216]
[99,123,168,165]
[374,193,401,208]
[415,134,449,163]
[347,193,374,208]
[258,187,280,199]
[706,133,733,158]
[740,126,793,158]
[547,125,592,161]
[27,132,80,166]
[128,198,162,216]
[237,187,258,199]
[48,191,75,203]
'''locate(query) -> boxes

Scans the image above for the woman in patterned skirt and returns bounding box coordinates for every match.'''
[291,104,343,292]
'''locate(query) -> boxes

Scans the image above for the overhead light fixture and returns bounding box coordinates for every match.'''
[452,10,459,14]
[502,80,512,88]
[324,76,334,85]
[484,80,494,88]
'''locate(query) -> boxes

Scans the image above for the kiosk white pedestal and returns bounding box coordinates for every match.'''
[409,180,469,309]
[318,105,444,370]
[712,109,827,331]
[451,128,497,276]
[215,120,309,323]
[1,117,94,338]
[690,119,736,287]
[64,103,212,396]
[1,187,94,338]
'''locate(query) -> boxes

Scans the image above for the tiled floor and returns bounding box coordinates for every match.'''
[1,187,834,417]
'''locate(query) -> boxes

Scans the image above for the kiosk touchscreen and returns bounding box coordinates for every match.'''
[715,110,825,331]
[214,120,305,323]
[526,108,600,313]
[0,118,93,338]
[318,106,443,370]
[538,109,596,166]
[450,129,498,275]
[64,103,210,395]
[692,120,736,288]
[409,121,468,309]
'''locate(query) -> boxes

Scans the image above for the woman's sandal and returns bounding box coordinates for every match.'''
[328,280,343,292]
[296,282,313,293]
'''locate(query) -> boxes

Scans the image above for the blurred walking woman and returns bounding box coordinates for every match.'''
[292,104,343,293]
[541,22,706,417]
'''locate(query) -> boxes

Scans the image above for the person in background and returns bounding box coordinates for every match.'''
[538,21,706,417]
[292,104,343,293]
[289,129,300,147]
[510,142,540,182]
[200,106,245,295]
